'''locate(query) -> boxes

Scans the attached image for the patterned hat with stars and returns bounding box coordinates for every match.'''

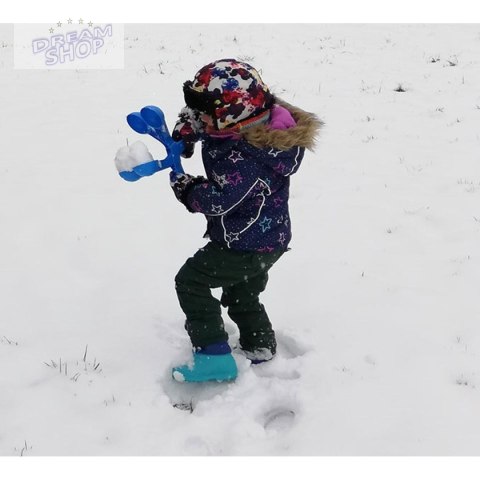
[183,58,275,132]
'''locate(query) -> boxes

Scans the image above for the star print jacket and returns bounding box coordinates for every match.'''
[176,99,322,252]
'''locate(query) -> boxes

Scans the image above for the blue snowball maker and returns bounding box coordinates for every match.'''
[119,170,141,182]
[132,160,161,177]
[119,106,185,182]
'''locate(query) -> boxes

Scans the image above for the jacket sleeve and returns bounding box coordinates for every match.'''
[183,155,268,217]
[269,145,305,177]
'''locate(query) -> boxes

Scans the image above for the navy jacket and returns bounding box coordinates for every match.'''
[183,135,305,253]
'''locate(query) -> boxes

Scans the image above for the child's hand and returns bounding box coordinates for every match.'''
[170,171,206,210]
[172,130,195,159]
[172,107,203,159]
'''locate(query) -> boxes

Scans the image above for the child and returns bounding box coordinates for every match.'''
[169,59,321,382]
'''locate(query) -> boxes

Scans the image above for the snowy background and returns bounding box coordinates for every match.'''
[1,23,480,456]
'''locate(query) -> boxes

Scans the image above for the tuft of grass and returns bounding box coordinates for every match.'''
[394,84,407,93]
[173,400,194,413]
[14,440,32,457]
[1,335,18,346]
[457,178,480,193]
[104,394,117,407]
[238,55,255,63]
[446,56,458,67]
[455,374,469,387]
[44,345,102,382]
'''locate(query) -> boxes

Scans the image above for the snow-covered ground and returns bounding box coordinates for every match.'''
[1,23,480,456]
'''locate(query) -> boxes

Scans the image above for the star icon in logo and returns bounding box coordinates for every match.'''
[67,18,73,24]
[57,21,62,27]
[78,18,84,24]
[49,27,54,34]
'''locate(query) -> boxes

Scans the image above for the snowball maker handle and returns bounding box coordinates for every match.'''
[121,105,185,182]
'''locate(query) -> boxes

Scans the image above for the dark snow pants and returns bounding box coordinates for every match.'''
[175,242,284,353]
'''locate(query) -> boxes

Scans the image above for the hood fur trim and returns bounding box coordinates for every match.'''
[242,97,323,151]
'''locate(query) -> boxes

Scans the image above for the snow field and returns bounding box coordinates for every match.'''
[1,23,480,455]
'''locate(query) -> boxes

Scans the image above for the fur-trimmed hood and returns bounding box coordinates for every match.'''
[242,97,323,152]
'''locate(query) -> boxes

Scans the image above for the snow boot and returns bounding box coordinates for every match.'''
[242,348,275,364]
[172,342,238,383]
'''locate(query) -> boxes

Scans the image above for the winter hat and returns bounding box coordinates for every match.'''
[183,58,275,132]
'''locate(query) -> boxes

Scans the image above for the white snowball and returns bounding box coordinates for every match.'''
[114,141,154,172]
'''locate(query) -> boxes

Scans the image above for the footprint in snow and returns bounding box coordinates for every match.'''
[159,369,231,412]
[275,331,312,359]
[183,436,214,455]
[160,331,310,411]
[252,359,301,380]
[263,407,296,433]
[251,331,311,380]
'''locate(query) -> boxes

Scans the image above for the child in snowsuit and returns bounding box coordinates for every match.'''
[170,59,321,382]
